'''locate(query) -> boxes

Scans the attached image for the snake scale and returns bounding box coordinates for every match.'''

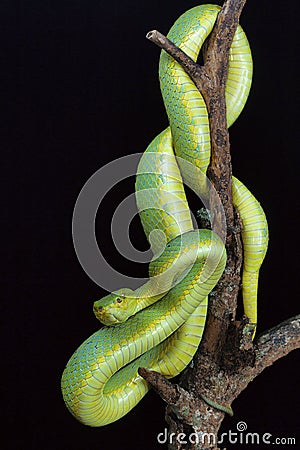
[61,4,268,427]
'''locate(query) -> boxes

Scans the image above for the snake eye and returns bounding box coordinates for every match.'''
[116,297,122,303]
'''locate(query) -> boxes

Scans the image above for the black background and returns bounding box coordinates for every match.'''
[2,0,300,449]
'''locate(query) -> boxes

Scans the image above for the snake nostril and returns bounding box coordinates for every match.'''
[96,306,103,312]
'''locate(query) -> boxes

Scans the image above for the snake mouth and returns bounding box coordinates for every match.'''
[106,313,120,325]
[100,311,121,326]
[111,314,120,323]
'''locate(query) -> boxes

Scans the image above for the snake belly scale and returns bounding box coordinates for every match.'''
[61,4,268,427]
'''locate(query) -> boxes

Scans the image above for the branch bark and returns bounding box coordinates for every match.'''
[216,314,300,408]
[142,1,300,449]
[251,314,300,378]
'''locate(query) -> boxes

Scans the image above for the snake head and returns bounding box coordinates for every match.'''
[93,288,136,325]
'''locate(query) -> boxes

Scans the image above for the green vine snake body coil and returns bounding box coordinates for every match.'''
[61,4,268,427]
[158,4,268,327]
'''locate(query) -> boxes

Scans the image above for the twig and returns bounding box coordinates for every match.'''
[146,30,208,88]
[254,314,300,373]
[138,368,180,405]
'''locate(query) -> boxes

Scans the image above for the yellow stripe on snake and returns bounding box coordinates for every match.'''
[61,4,268,426]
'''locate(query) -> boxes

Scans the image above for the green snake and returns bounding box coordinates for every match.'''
[61,4,268,427]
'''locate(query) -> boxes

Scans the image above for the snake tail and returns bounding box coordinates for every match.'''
[200,394,234,417]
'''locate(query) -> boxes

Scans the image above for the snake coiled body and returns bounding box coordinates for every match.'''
[61,4,268,427]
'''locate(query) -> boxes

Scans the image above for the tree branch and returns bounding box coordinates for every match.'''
[224,315,300,402]
[147,2,245,348]
[138,367,180,405]
[142,1,300,449]
[146,30,208,88]
[254,315,300,376]
[138,368,203,426]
